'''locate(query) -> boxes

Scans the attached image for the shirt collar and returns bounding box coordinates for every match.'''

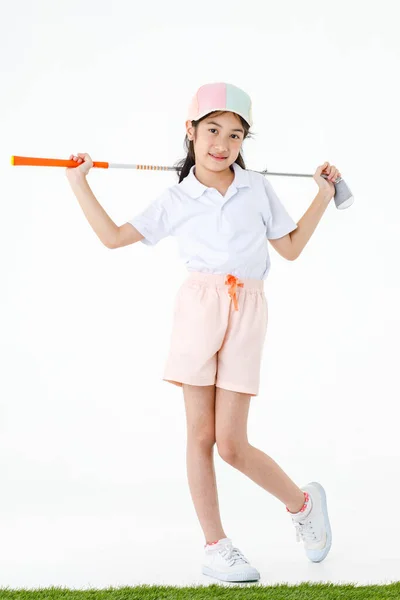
[179,161,251,199]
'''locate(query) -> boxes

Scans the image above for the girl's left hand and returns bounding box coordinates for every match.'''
[313,162,341,202]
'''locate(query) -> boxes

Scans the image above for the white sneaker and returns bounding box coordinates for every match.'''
[202,537,260,582]
[288,482,332,562]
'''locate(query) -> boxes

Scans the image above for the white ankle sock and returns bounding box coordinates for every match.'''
[291,493,313,520]
[205,537,230,549]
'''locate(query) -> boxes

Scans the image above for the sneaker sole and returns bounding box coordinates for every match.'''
[306,481,332,562]
[202,565,260,582]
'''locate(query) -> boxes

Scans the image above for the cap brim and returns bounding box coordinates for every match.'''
[188,107,252,127]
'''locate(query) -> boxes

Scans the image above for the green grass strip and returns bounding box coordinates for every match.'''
[1,583,400,599]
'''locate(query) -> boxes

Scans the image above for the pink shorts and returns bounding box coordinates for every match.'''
[163,272,268,397]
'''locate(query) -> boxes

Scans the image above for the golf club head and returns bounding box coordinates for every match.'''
[259,167,354,210]
[329,177,354,210]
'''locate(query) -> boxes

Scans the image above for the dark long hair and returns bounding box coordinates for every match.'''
[173,110,254,183]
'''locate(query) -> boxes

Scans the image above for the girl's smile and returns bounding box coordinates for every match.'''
[209,153,228,161]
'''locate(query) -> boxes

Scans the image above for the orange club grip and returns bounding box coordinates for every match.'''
[10,156,109,169]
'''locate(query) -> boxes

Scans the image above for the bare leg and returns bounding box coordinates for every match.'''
[183,384,228,544]
[215,387,306,514]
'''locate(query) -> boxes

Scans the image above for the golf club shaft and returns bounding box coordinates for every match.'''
[10,155,353,209]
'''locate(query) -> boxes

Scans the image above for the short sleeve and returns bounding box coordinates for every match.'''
[262,178,298,240]
[128,189,171,246]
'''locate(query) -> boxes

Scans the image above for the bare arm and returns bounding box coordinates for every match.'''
[112,222,144,248]
[268,190,332,260]
[66,171,120,248]
[289,190,331,259]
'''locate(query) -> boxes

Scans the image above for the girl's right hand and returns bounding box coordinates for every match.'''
[66,153,93,177]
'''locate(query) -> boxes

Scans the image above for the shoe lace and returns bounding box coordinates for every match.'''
[293,519,318,543]
[218,544,249,566]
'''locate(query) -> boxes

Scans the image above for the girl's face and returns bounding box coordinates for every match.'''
[186,111,244,170]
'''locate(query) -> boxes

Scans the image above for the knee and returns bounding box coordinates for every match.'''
[216,439,244,466]
[188,429,216,450]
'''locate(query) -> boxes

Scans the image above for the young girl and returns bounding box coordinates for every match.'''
[67,82,340,584]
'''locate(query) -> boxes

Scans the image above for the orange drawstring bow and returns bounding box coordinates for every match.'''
[225,274,244,311]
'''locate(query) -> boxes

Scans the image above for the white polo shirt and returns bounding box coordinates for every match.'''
[128,162,298,280]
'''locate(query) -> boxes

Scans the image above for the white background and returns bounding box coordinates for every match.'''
[1,0,399,589]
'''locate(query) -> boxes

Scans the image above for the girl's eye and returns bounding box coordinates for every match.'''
[209,128,240,140]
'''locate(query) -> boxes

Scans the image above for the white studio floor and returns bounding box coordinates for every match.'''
[1,458,399,589]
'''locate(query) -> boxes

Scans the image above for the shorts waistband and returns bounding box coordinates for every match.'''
[186,271,264,291]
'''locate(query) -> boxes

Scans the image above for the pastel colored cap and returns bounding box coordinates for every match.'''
[187,82,253,127]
